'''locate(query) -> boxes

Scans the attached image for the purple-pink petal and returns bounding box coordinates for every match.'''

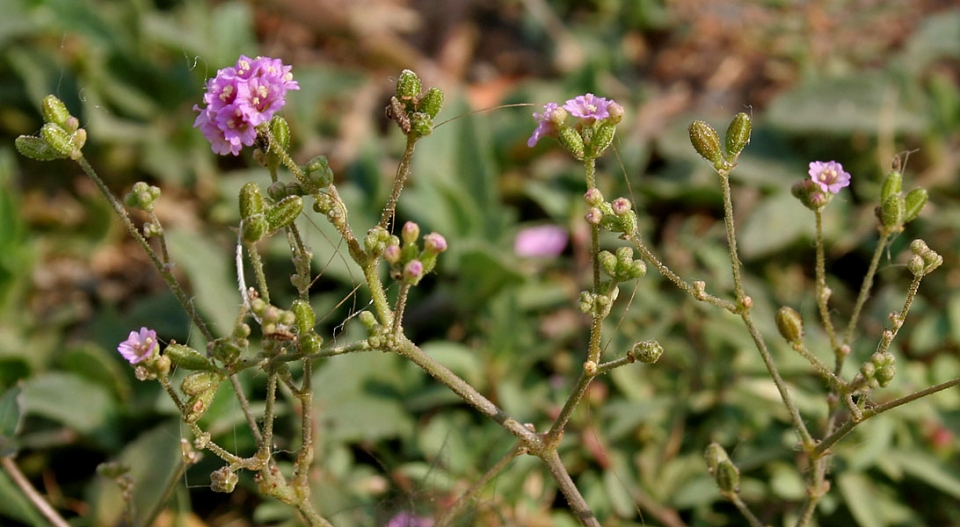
[515,225,568,258]
[528,102,561,147]
[117,327,158,364]
[563,93,612,121]
[385,512,433,527]
[808,160,851,195]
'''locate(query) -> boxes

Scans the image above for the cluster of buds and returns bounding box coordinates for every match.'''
[207,323,251,366]
[628,339,664,364]
[385,69,444,137]
[875,166,928,234]
[358,310,395,351]
[579,286,620,319]
[15,95,88,162]
[688,112,751,172]
[239,181,304,243]
[248,293,298,340]
[528,93,623,160]
[210,465,240,493]
[853,351,897,391]
[372,222,447,286]
[599,246,647,285]
[907,239,942,277]
[583,188,638,235]
[705,442,741,495]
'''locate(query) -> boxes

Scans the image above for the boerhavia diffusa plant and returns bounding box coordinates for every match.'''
[11,53,960,527]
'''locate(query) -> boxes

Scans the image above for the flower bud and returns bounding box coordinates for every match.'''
[631,339,663,363]
[775,306,804,345]
[880,170,902,202]
[606,101,624,124]
[403,259,424,285]
[724,112,751,160]
[358,310,378,329]
[239,182,266,220]
[210,338,242,365]
[181,371,223,397]
[585,208,603,225]
[124,182,161,213]
[558,126,585,160]
[611,197,631,216]
[210,466,239,493]
[880,194,903,228]
[423,232,447,254]
[689,120,723,167]
[265,195,303,231]
[401,221,420,245]
[419,87,444,119]
[599,251,617,277]
[242,216,269,243]
[383,244,402,265]
[903,188,927,223]
[590,121,617,158]
[269,115,290,152]
[298,333,323,355]
[410,112,433,137]
[290,299,316,335]
[41,95,72,127]
[15,135,64,161]
[40,123,77,158]
[164,343,217,372]
[584,188,604,207]
[183,387,218,423]
[705,442,740,494]
[304,155,334,190]
[396,69,422,101]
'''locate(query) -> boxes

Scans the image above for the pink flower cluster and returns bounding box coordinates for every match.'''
[808,161,851,195]
[194,56,300,156]
[117,327,158,364]
[528,93,615,147]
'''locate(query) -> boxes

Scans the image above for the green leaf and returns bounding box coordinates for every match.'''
[165,227,238,333]
[0,465,46,526]
[739,191,815,259]
[889,450,960,499]
[0,385,23,457]
[20,372,114,436]
[838,471,886,527]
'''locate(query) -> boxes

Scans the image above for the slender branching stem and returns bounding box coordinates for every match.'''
[813,210,840,351]
[717,171,746,303]
[0,457,71,527]
[842,232,891,349]
[245,242,271,304]
[546,369,592,443]
[541,449,601,527]
[392,283,411,335]
[380,134,418,230]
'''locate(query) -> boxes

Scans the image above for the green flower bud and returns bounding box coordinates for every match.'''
[40,123,77,158]
[880,170,902,202]
[358,310,378,329]
[298,333,323,355]
[16,135,65,161]
[557,126,585,160]
[210,466,239,493]
[239,182,266,220]
[631,339,663,363]
[775,306,804,345]
[903,188,928,223]
[183,386,218,423]
[266,195,303,231]
[410,112,433,137]
[396,69,422,101]
[598,251,617,277]
[124,182,161,213]
[723,112,751,160]
[41,95,72,127]
[689,120,723,167]
[401,221,420,246]
[242,216,269,243]
[880,194,903,228]
[270,115,290,152]
[291,299,316,334]
[210,338,242,365]
[419,87,444,119]
[164,343,217,372]
[181,371,222,397]
[590,121,617,158]
[304,155,334,190]
[910,239,929,255]
[705,442,740,494]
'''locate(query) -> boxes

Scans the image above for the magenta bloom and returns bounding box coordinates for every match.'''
[527,102,562,147]
[808,161,851,194]
[117,327,159,364]
[385,512,433,527]
[193,56,300,156]
[515,225,568,258]
[563,93,612,121]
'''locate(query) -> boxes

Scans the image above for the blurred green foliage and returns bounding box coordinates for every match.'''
[1,1,959,526]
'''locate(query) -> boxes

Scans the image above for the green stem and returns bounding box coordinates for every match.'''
[379,134,418,230]
[842,232,891,349]
[717,172,746,303]
[541,449,600,527]
[813,209,840,352]
[245,241,271,304]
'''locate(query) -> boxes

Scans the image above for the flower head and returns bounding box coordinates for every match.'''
[118,327,159,364]
[808,161,851,194]
[194,56,300,156]
[563,93,612,121]
[527,102,563,147]
[515,225,568,258]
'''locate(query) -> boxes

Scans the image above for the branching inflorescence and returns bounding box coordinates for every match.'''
[13,58,960,527]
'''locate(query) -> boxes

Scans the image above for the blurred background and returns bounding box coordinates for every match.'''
[1,0,959,526]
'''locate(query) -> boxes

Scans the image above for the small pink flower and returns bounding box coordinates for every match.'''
[117,327,158,364]
[515,225,568,258]
[808,161,851,194]
[563,93,612,121]
[528,102,563,147]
